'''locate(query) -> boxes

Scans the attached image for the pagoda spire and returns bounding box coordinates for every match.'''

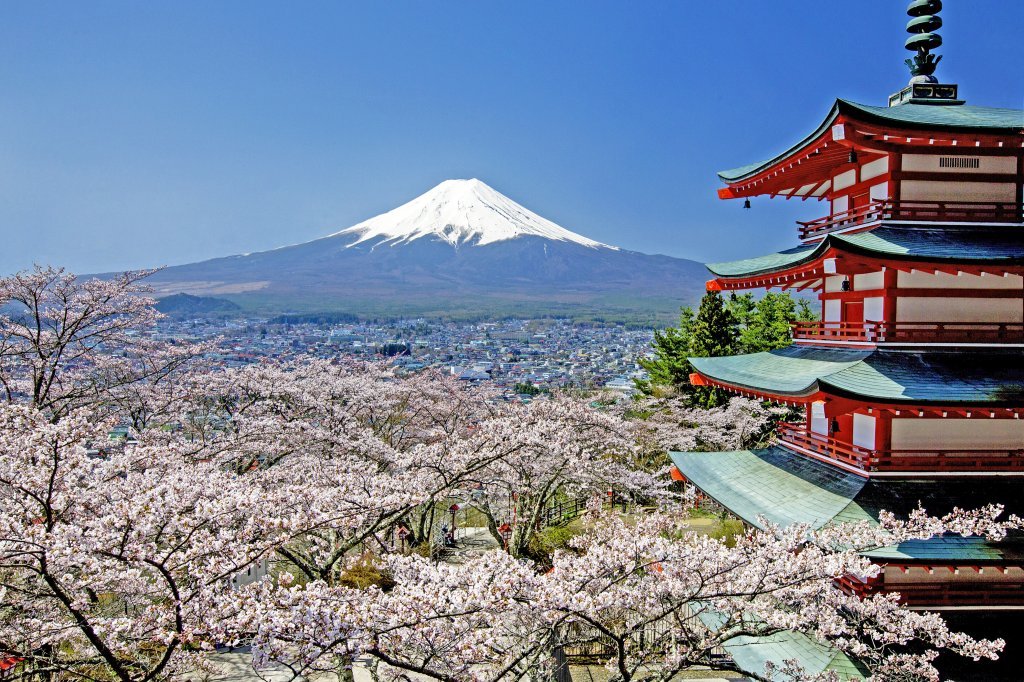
[888,0,960,106]
[904,0,943,83]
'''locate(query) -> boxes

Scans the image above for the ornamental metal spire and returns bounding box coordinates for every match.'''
[905,0,943,82]
[889,0,961,106]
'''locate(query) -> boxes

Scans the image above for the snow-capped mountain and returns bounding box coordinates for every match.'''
[140,179,707,321]
[333,179,615,250]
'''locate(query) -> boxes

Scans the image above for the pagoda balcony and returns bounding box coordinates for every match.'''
[790,320,1024,345]
[797,199,1023,241]
[777,422,1024,474]
[836,574,1024,608]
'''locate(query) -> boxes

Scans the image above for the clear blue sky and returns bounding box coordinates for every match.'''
[1,1,1021,274]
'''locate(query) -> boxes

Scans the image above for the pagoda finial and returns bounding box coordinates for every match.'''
[904,0,943,83]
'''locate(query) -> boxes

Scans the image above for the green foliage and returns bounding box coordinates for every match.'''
[635,306,695,395]
[738,292,797,353]
[688,291,739,408]
[514,381,543,396]
[704,517,746,548]
[635,292,738,408]
[639,291,815,408]
[796,297,817,321]
[725,292,756,329]
[378,342,410,357]
[526,523,584,567]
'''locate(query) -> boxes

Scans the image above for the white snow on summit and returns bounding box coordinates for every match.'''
[332,179,616,250]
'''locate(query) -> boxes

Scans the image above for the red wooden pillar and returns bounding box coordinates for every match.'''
[881,267,899,341]
[875,410,893,468]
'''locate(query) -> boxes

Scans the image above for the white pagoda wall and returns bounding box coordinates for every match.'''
[895,271,1023,324]
[895,298,1023,323]
[897,271,1022,290]
[890,419,1024,451]
[900,180,1016,203]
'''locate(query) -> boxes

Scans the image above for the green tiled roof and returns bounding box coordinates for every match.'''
[694,604,869,680]
[669,447,1024,562]
[724,631,868,681]
[706,225,1024,278]
[670,447,870,529]
[718,99,1024,182]
[706,244,818,278]
[690,346,868,396]
[842,100,1024,132]
[689,346,1024,405]
[864,536,1010,562]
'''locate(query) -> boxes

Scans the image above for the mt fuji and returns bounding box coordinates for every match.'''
[141,179,707,322]
[334,178,612,250]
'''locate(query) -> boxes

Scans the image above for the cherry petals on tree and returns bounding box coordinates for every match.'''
[0,405,287,682]
[0,267,1017,682]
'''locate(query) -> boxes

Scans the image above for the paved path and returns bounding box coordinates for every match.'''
[446,525,500,562]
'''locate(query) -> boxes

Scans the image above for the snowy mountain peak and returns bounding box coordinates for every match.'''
[331,179,617,250]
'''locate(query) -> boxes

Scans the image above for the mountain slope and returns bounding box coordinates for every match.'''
[333,178,613,249]
[143,179,707,322]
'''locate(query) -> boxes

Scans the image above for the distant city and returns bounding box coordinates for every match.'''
[157,316,652,396]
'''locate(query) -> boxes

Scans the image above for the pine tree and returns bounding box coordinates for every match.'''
[726,292,756,330]
[635,307,695,395]
[739,292,796,353]
[688,290,739,407]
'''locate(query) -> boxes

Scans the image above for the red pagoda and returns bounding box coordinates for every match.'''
[669,2,1023,678]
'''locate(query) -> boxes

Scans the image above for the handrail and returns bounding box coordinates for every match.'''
[797,200,887,239]
[797,199,1023,240]
[837,574,1024,607]
[791,320,1024,344]
[777,422,1024,472]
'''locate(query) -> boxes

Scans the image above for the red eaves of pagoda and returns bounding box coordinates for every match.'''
[719,113,1024,201]
[706,250,1024,292]
[687,371,1024,420]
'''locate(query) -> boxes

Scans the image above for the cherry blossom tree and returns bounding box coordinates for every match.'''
[1,267,1016,682]
[0,266,203,422]
[0,404,287,682]
[628,395,790,454]
[462,396,666,559]
[226,508,1012,682]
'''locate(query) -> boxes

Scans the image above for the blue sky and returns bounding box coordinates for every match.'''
[1,1,1021,274]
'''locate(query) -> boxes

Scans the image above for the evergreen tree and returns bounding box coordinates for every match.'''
[635,307,695,395]
[739,292,797,353]
[796,297,817,321]
[726,292,756,330]
[688,290,739,407]
[637,291,814,407]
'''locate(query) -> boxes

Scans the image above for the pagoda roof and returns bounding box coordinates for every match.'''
[669,446,1024,563]
[693,608,868,681]
[689,346,1024,406]
[721,631,867,681]
[706,224,1024,279]
[718,99,1024,183]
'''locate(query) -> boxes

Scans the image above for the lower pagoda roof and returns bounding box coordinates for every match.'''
[695,608,868,681]
[706,224,1024,280]
[689,346,1024,406]
[669,446,1024,563]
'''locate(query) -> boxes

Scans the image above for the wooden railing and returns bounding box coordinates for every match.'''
[892,582,1024,608]
[797,200,888,240]
[797,199,1023,240]
[778,422,875,470]
[778,422,1024,473]
[791,320,1024,344]
[836,573,1024,607]
[886,199,1023,224]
